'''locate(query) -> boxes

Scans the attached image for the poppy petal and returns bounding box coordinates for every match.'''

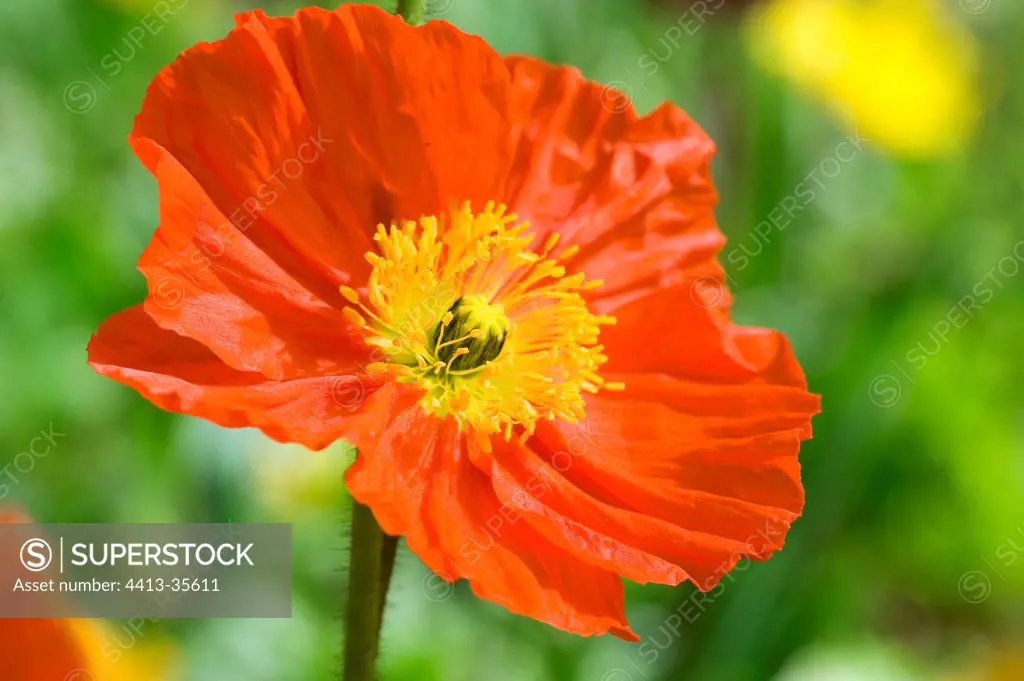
[136,144,367,381]
[490,282,818,589]
[132,4,511,305]
[87,305,388,450]
[514,393,809,590]
[505,55,720,299]
[344,403,637,640]
[601,274,798,385]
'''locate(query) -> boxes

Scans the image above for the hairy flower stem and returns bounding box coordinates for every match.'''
[395,0,426,25]
[343,501,397,681]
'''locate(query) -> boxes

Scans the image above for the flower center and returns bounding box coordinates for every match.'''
[340,202,622,445]
[430,295,509,372]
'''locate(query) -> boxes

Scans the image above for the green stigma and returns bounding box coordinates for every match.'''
[431,295,509,373]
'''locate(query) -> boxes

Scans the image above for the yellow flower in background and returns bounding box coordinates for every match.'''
[747,0,980,157]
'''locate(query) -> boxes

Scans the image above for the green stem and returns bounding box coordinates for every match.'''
[343,502,395,681]
[378,533,399,627]
[395,0,426,25]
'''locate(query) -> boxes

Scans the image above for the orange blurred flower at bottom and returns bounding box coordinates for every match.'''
[945,651,1024,681]
[0,511,174,681]
[0,619,172,681]
[87,4,820,638]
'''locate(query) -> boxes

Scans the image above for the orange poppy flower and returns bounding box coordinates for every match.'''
[0,510,173,680]
[0,616,171,681]
[88,4,819,638]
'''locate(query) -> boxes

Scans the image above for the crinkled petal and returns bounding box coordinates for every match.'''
[136,144,367,381]
[132,4,512,305]
[344,400,637,639]
[87,305,388,450]
[486,282,818,589]
[505,55,720,301]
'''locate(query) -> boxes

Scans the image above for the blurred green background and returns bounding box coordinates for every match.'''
[1,0,1022,679]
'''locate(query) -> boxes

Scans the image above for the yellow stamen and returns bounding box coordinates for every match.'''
[339,285,361,304]
[557,244,580,262]
[346,202,622,438]
[541,233,560,257]
[343,307,367,328]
